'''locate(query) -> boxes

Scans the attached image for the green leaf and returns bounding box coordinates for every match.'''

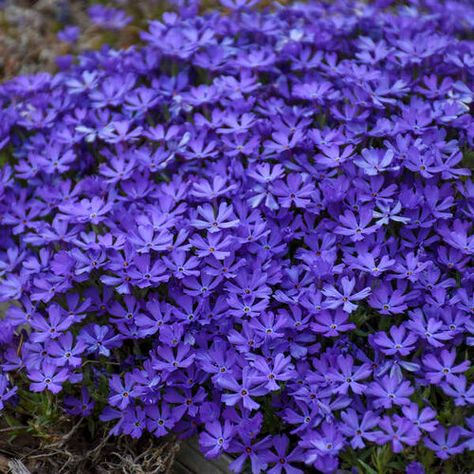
[358,459,378,474]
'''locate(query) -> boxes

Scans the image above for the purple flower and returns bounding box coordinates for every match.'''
[28,362,69,394]
[108,373,144,410]
[334,207,379,242]
[57,26,80,43]
[371,325,418,356]
[354,149,398,175]
[190,232,234,260]
[0,375,17,410]
[122,406,146,439]
[328,355,372,395]
[402,403,438,433]
[29,305,75,343]
[301,422,345,464]
[64,386,95,416]
[59,197,113,225]
[228,427,271,474]
[47,332,85,367]
[218,367,268,411]
[407,311,453,347]
[261,435,305,474]
[424,426,465,459]
[340,409,382,449]
[322,277,371,313]
[152,343,195,372]
[271,174,315,209]
[311,310,355,337]
[0,0,472,469]
[250,353,295,391]
[422,349,470,384]
[199,420,235,458]
[191,203,240,233]
[440,376,474,406]
[367,375,414,409]
[347,251,395,276]
[129,226,173,254]
[163,250,200,279]
[78,324,122,357]
[88,5,131,29]
[406,461,425,474]
[376,415,420,453]
[146,402,185,438]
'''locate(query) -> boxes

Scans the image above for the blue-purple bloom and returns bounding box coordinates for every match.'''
[0,0,472,471]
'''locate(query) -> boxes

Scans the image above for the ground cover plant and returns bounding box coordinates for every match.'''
[0,0,473,472]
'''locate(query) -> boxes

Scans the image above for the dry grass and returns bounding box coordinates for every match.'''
[0,420,180,474]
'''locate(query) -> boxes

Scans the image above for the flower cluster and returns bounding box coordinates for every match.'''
[0,0,473,471]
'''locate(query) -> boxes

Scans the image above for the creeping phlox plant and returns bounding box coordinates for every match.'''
[0,0,473,472]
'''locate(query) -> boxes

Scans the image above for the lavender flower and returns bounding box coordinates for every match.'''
[0,0,472,470]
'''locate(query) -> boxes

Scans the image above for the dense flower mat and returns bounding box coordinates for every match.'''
[0,0,473,472]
